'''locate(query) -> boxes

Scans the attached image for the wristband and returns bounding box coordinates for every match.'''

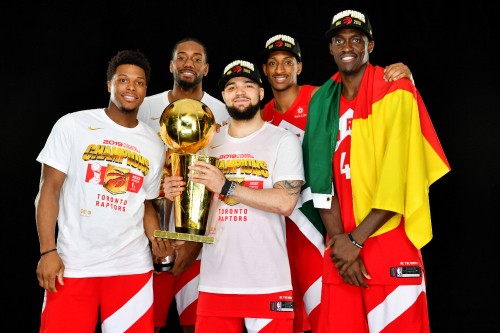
[226,181,236,198]
[220,178,232,196]
[348,233,364,249]
[40,248,58,257]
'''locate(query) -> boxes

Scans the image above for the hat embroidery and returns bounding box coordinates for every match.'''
[274,40,284,48]
[265,34,296,49]
[343,16,353,25]
[332,10,367,24]
[223,60,255,74]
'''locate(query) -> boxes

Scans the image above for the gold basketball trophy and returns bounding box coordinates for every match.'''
[154,98,218,244]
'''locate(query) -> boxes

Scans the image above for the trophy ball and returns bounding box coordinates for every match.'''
[159,98,216,153]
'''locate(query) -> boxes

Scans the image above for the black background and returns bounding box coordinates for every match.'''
[3,1,498,332]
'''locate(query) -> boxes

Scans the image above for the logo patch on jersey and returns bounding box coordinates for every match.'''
[209,144,224,149]
[88,126,104,130]
[390,266,421,278]
[270,301,294,312]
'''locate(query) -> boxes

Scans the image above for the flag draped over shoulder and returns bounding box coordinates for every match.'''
[302,76,342,210]
[302,64,450,249]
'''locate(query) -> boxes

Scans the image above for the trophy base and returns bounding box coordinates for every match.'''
[154,230,214,244]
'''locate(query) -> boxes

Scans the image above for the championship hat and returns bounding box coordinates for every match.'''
[259,34,302,63]
[325,9,373,41]
[218,60,263,90]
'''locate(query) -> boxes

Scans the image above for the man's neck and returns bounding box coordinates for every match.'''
[340,64,368,101]
[271,84,301,114]
[104,103,138,128]
[169,85,204,102]
[228,113,265,138]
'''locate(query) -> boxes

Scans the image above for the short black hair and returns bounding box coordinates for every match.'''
[171,37,209,63]
[106,49,151,84]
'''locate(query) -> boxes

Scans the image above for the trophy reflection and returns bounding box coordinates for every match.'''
[154,98,218,243]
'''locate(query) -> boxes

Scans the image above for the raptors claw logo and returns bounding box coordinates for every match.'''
[343,17,353,25]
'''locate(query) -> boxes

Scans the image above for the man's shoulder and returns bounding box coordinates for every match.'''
[201,91,224,107]
[69,108,103,123]
[262,98,275,111]
[264,121,298,139]
[144,90,169,100]
[202,91,228,123]
[142,90,169,108]
[370,64,414,98]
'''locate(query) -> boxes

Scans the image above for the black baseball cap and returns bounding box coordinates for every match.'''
[325,9,373,41]
[259,34,302,63]
[218,60,263,91]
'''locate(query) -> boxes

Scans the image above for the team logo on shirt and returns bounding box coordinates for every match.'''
[294,106,306,119]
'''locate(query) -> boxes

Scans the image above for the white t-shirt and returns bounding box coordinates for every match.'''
[198,122,304,294]
[36,108,166,277]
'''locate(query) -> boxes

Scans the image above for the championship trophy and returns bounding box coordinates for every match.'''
[152,189,174,272]
[153,98,218,244]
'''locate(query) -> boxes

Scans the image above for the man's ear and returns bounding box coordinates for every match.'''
[368,40,375,54]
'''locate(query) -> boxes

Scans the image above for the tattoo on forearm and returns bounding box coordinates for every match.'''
[274,180,302,196]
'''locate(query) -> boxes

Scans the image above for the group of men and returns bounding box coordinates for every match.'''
[34,8,450,333]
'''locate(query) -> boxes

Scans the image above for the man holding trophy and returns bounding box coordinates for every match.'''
[138,37,229,333]
[162,60,304,332]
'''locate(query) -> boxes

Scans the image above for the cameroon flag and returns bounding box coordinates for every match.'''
[302,64,450,249]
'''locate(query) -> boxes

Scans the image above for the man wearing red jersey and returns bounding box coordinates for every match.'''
[302,9,450,333]
[260,33,413,333]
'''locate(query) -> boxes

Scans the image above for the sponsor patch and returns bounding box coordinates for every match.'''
[390,266,422,278]
[270,301,294,312]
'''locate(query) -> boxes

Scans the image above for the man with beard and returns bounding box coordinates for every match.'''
[138,37,229,333]
[162,60,304,333]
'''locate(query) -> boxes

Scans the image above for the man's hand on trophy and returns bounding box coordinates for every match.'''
[152,238,176,274]
[150,236,172,259]
[187,160,225,194]
[162,175,185,201]
[169,241,202,276]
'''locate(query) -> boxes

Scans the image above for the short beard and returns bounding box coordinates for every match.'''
[227,102,261,121]
[174,72,202,90]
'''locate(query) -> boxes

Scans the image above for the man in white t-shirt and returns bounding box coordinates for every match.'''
[162,60,304,333]
[35,49,168,332]
[137,37,229,333]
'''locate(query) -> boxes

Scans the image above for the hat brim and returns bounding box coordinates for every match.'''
[325,26,373,41]
[218,72,263,91]
[259,47,301,64]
